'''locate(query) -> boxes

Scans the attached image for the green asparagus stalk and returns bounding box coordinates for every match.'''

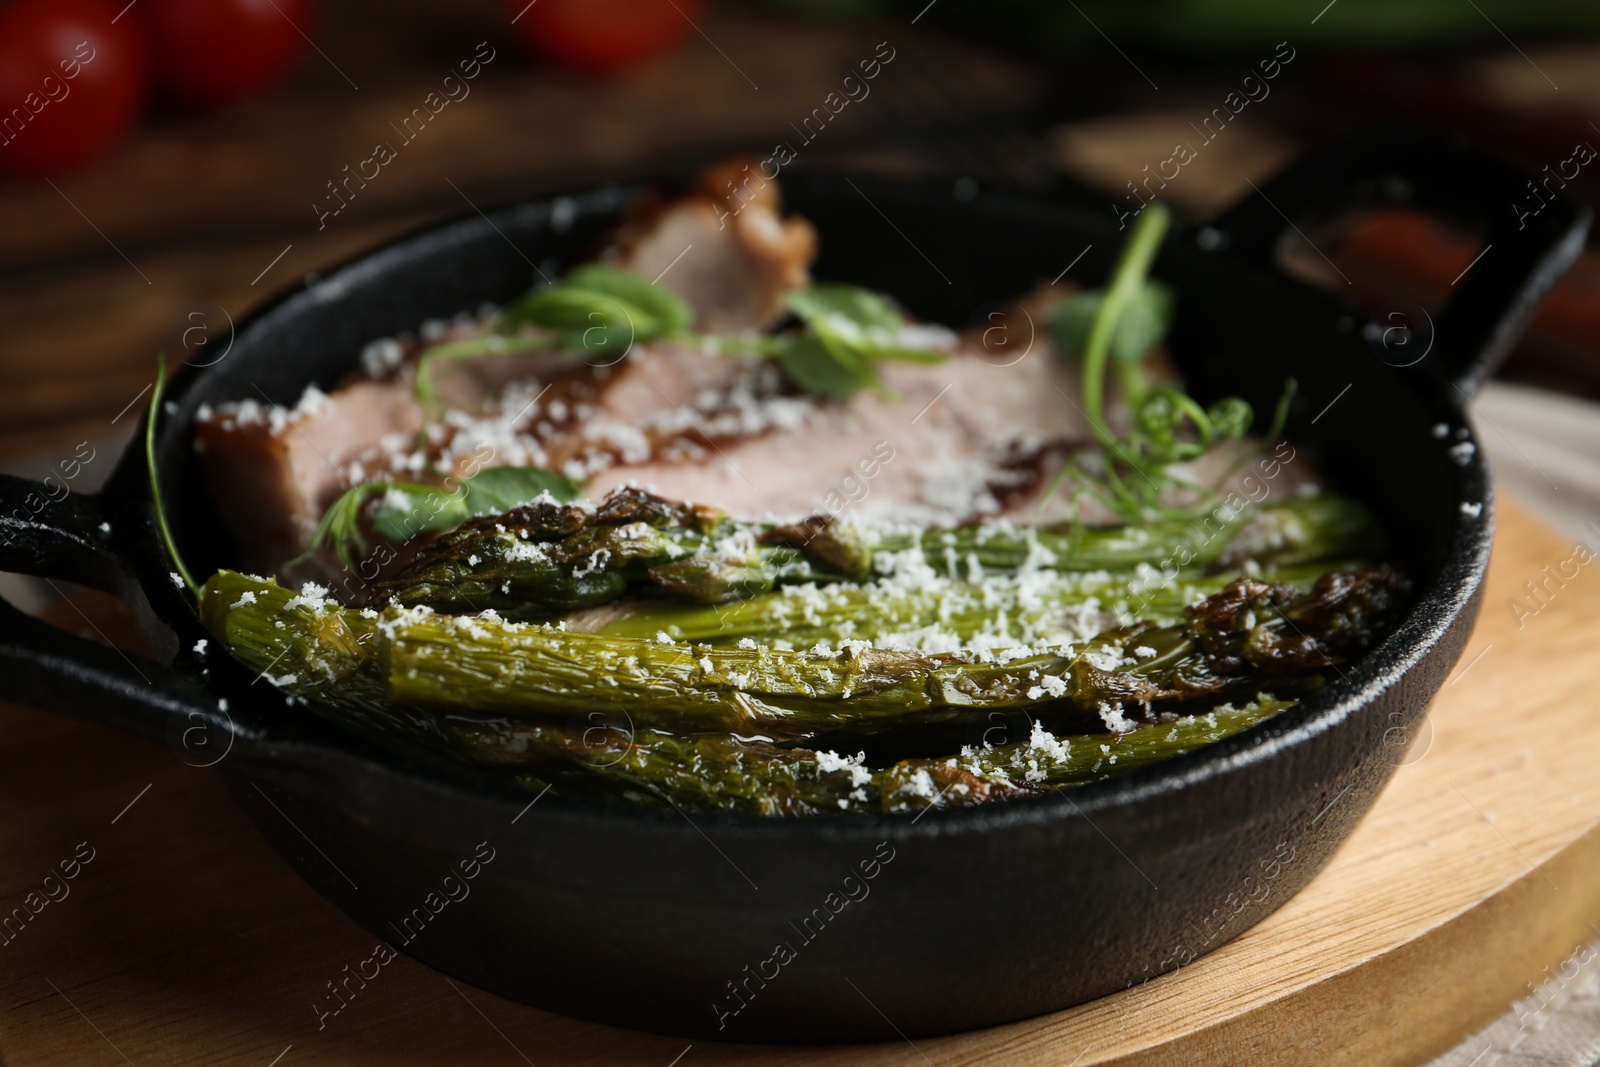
[372,487,844,617]
[411,695,1292,815]
[201,566,1403,807]
[204,564,1403,739]
[436,719,998,815]
[201,574,379,694]
[592,560,1369,647]
[495,724,1044,815]
[385,565,1404,735]
[197,572,470,755]
[876,695,1294,813]
[385,610,1027,735]
[376,485,1384,620]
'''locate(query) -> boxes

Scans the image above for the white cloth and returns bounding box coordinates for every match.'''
[1472,380,1600,545]
[1426,380,1600,1067]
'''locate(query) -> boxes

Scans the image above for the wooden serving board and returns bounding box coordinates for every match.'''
[2,498,1597,1066]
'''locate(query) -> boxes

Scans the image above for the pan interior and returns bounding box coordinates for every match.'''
[148,172,1460,775]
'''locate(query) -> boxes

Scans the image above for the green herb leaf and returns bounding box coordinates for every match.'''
[866,346,946,365]
[302,482,395,570]
[775,284,944,399]
[419,267,692,413]
[463,466,581,512]
[1050,280,1174,366]
[369,486,468,544]
[504,288,646,352]
[372,467,582,542]
[564,264,693,334]
[309,466,582,567]
[787,284,904,339]
[1040,205,1295,527]
[495,266,690,356]
[773,333,877,398]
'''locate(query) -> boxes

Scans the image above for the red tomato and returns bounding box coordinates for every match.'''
[505,0,702,75]
[0,0,149,177]
[136,0,312,107]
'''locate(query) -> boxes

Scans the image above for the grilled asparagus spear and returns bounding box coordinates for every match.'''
[203,565,1404,739]
[875,694,1295,813]
[383,567,1402,733]
[589,560,1368,648]
[199,564,1400,814]
[370,486,1384,620]
[374,695,1293,815]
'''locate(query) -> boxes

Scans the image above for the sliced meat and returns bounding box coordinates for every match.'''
[198,324,1309,576]
[578,333,1313,524]
[196,163,1314,580]
[582,338,1097,523]
[195,381,421,573]
[582,338,748,424]
[542,340,816,480]
[604,157,817,334]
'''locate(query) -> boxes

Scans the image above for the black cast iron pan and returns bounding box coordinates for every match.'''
[0,127,1587,1043]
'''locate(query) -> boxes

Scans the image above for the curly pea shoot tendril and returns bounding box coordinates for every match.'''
[1049,202,1296,525]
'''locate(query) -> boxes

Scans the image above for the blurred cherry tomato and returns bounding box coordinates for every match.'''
[0,0,149,177]
[505,0,702,75]
[136,0,312,107]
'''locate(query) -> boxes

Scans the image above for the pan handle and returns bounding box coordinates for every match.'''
[1204,125,1591,398]
[0,473,215,746]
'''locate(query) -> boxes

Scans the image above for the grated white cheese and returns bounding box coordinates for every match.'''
[1098,701,1138,733]
[1025,674,1069,701]
[572,548,611,578]
[813,749,873,787]
[360,337,405,377]
[1081,647,1122,672]
[283,582,334,614]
